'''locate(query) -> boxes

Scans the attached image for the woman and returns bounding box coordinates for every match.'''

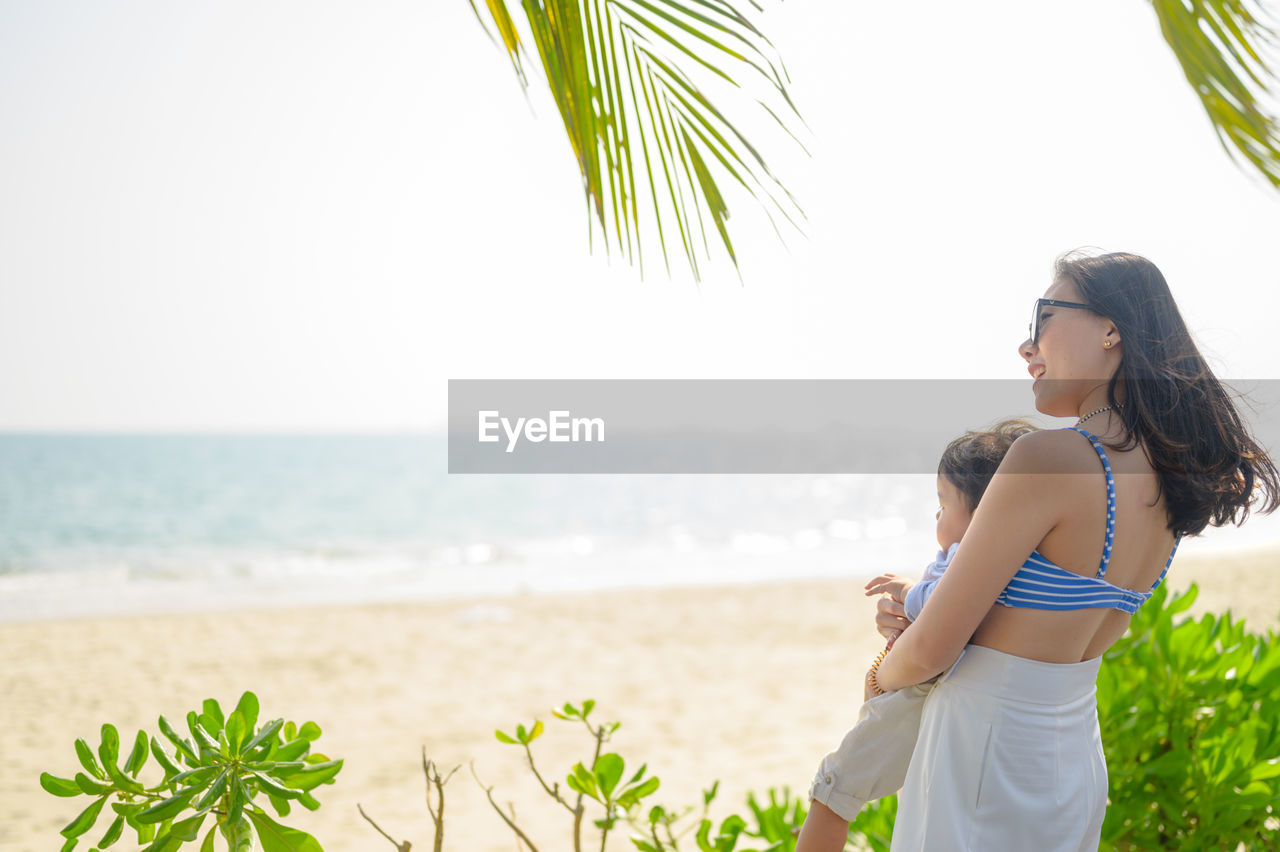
[820,252,1276,851]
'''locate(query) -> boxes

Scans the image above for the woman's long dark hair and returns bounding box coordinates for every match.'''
[1055,250,1278,537]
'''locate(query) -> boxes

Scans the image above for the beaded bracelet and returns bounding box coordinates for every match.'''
[866,643,890,696]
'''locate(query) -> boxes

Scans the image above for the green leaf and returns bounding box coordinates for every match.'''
[134,813,156,845]
[60,795,107,839]
[186,713,220,756]
[275,759,342,791]
[98,724,120,767]
[137,788,198,824]
[170,813,207,842]
[141,831,183,852]
[226,710,247,754]
[1151,0,1280,187]
[695,817,714,852]
[123,729,149,776]
[568,762,599,801]
[273,739,310,762]
[619,775,660,806]
[201,699,225,733]
[565,772,591,798]
[157,717,198,765]
[295,791,321,812]
[296,722,321,741]
[495,730,518,744]
[1166,584,1199,616]
[60,836,76,852]
[266,792,292,817]
[227,776,247,825]
[528,719,544,742]
[594,752,625,798]
[1251,759,1280,781]
[74,772,114,796]
[150,738,183,779]
[171,765,219,787]
[40,772,82,798]
[234,692,260,735]
[101,757,146,796]
[97,814,125,849]
[249,770,304,800]
[246,808,324,852]
[111,801,144,823]
[223,814,255,852]
[75,738,105,779]
[241,718,284,756]
[192,770,230,815]
[248,761,305,772]
[200,825,217,852]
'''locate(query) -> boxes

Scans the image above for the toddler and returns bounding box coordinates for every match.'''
[799,419,1038,849]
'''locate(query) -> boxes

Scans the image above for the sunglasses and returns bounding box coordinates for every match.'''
[1029,298,1093,344]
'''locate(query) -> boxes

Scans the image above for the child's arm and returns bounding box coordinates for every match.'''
[902,576,940,622]
[901,542,959,620]
[864,543,959,639]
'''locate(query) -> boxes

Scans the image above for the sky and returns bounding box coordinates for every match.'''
[1,0,1279,433]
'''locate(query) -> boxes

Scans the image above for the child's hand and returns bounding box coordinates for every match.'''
[864,573,915,603]
[865,573,913,645]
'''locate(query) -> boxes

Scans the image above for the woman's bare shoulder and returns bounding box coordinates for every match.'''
[999,428,1100,476]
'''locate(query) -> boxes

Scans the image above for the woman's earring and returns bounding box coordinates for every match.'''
[1104,340,1113,349]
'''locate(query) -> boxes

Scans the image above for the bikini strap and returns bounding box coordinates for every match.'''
[1067,426,1117,579]
[1148,535,1181,592]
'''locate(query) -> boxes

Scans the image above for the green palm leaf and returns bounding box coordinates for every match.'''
[471,0,804,280]
[1150,0,1280,186]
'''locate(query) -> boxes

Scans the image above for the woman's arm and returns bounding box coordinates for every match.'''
[869,431,1076,694]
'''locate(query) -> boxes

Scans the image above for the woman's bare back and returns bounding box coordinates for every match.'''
[970,429,1179,663]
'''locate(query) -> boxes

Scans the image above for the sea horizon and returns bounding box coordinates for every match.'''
[2,432,1277,624]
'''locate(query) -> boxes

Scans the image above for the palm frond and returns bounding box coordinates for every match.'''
[472,0,805,280]
[1150,0,1280,187]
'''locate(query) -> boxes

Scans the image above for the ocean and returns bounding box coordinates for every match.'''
[1,433,1275,623]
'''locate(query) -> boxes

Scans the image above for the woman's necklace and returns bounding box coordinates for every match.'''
[1078,402,1123,425]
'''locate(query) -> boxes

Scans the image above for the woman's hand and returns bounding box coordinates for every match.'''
[864,668,879,702]
[865,573,913,645]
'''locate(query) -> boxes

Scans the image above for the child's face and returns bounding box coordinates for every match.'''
[935,475,973,551]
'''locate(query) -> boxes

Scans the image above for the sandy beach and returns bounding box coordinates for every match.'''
[3,548,1277,851]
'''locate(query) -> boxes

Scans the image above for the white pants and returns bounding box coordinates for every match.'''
[890,644,1107,852]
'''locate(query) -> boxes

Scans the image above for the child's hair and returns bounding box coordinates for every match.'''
[938,419,1040,513]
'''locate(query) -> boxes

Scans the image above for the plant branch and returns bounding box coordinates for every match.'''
[356,803,411,852]
[521,742,576,815]
[421,750,459,852]
[471,761,543,852]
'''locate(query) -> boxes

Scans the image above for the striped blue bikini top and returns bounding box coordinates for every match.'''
[994,426,1181,615]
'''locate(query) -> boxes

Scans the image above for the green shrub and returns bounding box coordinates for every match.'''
[1096,582,1280,850]
[443,700,882,852]
[842,582,1280,850]
[39,691,341,851]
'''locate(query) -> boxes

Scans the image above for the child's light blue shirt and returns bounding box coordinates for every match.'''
[903,541,960,622]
